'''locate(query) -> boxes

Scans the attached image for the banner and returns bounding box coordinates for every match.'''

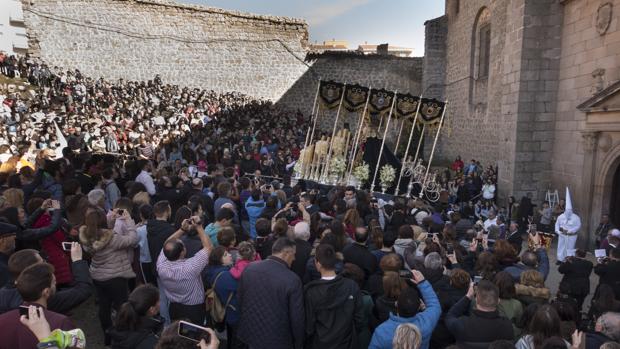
[368,88,396,116]
[343,84,370,112]
[394,93,420,120]
[319,80,345,109]
[419,98,446,125]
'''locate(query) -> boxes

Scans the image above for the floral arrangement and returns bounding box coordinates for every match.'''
[380,164,396,187]
[353,162,370,183]
[329,156,347,175]
[293,161,302,176]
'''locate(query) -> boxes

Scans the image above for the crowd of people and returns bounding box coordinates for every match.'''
[0,52,619,349]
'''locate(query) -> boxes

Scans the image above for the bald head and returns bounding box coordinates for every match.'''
[521,251,538,268]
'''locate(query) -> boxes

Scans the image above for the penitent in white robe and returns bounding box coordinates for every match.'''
[555,211,581,262]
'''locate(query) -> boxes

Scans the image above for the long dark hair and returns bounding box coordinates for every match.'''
[115,284,159,331]
[527,305,562,348]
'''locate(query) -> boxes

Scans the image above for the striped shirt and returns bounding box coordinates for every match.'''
[156,248,209,305]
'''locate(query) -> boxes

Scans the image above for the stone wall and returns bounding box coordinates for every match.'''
[277,51,423,122]
[423,16,448,101]
[427,0,564,203]
[428,0,510,193]
[511,0,563,201]
[21,0,310,101]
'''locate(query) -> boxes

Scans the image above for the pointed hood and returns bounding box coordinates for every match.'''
[565,187,573,219]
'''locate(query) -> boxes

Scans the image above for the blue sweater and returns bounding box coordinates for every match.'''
[245,198,265,239]
[369,281,441,349]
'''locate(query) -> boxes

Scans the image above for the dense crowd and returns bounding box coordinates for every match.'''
[0,53,619,349]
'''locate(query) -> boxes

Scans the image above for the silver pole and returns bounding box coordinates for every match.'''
[346,88,372,183]
[394,119,405,156]
[304,79,322,149]
[394,95,423,196]
[370,91,398,193]
[321,82,347,183]
[419,102,449,199]
[406,123,426,198]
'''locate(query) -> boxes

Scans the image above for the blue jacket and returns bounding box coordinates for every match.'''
[369,281,441,349]
[205,265,240,325]
[245,197,265,239]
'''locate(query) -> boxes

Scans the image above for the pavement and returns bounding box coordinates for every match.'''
[70,240,601,349]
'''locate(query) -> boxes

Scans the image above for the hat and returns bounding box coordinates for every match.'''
[0,222,17,238]
[565,187,574,218]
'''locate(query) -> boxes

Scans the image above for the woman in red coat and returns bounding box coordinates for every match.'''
[25,198,73,286]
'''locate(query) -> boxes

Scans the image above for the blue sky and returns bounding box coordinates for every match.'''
[184,0,445,56]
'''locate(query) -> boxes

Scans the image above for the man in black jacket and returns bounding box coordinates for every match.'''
[343,226,377,280]
[558,249,593,312]
[238,237,304,349]
[0,244,92,314]
[445,280,514,348]
[594,247,620,300]
[304,244,363,349]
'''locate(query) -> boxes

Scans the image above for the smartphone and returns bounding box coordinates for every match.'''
[62,242,72,251]
[399,270,413,279]
[19,305,40,319]
[178,321,211,343]
[446,243,454,254]
[473,275,483,285]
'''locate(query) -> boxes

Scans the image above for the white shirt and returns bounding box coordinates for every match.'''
[136,170,156,196]
[483,217,497,230]
[482,184,496,200]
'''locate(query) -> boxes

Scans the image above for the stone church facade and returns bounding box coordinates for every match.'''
[424,0,620,248]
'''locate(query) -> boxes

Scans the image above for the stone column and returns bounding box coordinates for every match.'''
[579,131,599,249]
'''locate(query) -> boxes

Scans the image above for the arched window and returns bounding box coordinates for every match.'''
[478,24,491,78]
[469,7,491,110]
[472,7,491,80]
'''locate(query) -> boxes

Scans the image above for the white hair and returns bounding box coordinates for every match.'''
[293,221,310,241]
[424,252,443,271]
[87,189,106,206]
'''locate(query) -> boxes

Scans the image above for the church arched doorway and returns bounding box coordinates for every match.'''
[610,162,620,227]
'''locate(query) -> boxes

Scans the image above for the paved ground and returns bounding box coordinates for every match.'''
[71,241,600,349]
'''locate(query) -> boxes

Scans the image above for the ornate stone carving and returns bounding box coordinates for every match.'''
[592,68,606,94]
[596,3,613,35]
[598,133,612,153]
[582,131,600,152]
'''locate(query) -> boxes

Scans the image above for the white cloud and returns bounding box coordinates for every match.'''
[304,0,372,25]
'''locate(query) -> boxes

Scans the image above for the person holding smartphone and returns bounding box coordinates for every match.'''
[156,216,213,325]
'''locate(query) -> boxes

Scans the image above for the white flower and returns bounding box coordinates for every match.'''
[353,162,370,182]
[380,164,396,186]
[329,156,347,175]
[293,161,302,174]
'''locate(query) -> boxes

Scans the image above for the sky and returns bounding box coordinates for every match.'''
[184,0,445,56]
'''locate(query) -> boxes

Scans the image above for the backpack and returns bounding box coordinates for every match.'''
[205,271,234,324]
